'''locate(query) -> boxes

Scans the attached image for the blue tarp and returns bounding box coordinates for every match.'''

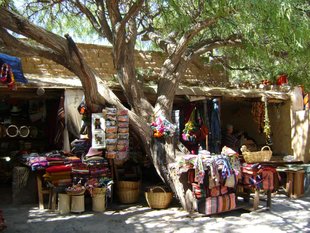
[0,53,28,84]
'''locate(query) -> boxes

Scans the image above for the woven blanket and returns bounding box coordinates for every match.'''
[197,193,236,215]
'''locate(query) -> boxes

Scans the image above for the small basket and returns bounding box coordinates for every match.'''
[145,186,173,209]
[242,146,272,163]
[117,189,140,204]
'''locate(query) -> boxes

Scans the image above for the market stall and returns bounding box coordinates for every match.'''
[18,105,131,213]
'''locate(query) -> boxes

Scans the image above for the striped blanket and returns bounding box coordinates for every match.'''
[197,193,236,215]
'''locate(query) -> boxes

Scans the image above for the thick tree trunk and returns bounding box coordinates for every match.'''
[150,56,196,211]
[151,138,196,212]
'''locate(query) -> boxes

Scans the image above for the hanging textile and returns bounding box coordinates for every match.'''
[209,99,221,154]
[54,95,65,149]
[251,102,265,133]
[64,89,84,138]
[0,53,27,84]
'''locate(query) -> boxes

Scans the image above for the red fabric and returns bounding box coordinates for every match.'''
[46,157,65,161]
[276,74,288,85]
[46,165,72,173]
[192,183,202,199]
[262,170,274,190]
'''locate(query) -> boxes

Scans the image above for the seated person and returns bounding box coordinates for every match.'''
[242,132,258,152]
[221,124,244,152]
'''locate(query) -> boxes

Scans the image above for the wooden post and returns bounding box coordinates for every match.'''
[286,171,294,197]
[292,170,305,198]
[51,189,57,211]
[36,174,44,210]
[266,190,271,209]
[253,189,260,210]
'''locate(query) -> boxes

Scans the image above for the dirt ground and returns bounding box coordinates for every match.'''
[1,192,310,233]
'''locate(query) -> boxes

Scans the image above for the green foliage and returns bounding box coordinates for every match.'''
[7,0,310,91]
[17,0,98,42]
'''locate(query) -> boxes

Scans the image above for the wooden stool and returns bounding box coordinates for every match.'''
[71,195,85,213]
[286,170,305,198]
[36,173,53,210]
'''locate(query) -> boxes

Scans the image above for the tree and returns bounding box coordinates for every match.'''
[1,0,309,211]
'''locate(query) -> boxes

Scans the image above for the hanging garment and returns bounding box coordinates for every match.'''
[209,99,221,154]
[54,95,65,149]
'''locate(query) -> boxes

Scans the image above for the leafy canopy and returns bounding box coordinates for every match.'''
[4,0,310,90]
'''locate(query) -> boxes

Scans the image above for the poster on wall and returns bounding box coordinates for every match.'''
[91,113,106,149]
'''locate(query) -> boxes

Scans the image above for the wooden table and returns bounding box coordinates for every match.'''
[238,160,304,210]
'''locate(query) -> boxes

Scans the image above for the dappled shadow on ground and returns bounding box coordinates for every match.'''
[2,194,310,233]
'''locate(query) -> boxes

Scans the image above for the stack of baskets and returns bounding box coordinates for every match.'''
[242,145,272,163]
[145,186,173,209]
[117,181,140,204]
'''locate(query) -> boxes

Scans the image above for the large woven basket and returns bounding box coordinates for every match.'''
[242,146,272,163]
[117,181,140,190]
[145,186,173,209]
[117,189,140,204]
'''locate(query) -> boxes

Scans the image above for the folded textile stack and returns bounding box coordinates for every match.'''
[64,155,82,165]
[71,163,89,175]
[83,147,111,177]
[25,153,48,171]
[44,165,72,187]
[105,107,118,159]
[115,109,129,165]
[46,157,65,166]
[89,163,111,177]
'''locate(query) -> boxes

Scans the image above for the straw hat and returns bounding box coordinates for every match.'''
[85,147,102,157]
[10,106,22,116]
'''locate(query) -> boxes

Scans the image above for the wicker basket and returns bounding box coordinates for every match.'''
[117,189,140,204]
[145,186,173,209]
[117,181,140,190]
[242,146,272,163]
[92,187,106,196]
[66,189,86,196]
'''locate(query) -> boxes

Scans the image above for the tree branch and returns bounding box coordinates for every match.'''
[174,17,220,56]
[120,0,144,31]
[95,0,113,43]
[212,56,262,72]
[106,0,122,27]
[0,7,67,54]
[147,31,176,54]
[74,0,102,35]
[0,27,66,64]
[192,35,243,57]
